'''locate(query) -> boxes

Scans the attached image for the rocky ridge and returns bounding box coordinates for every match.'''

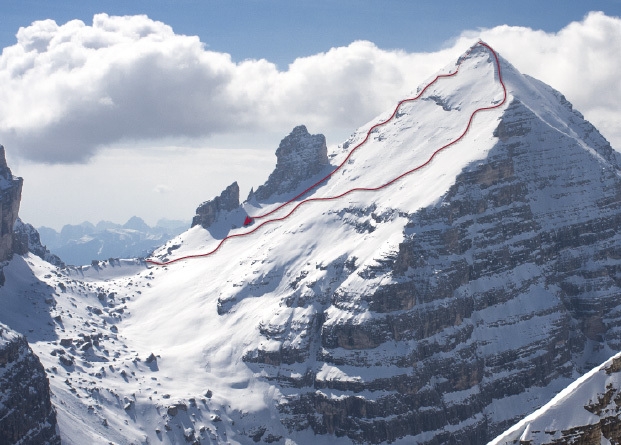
[190,125,329,233]
[13,218,64,267]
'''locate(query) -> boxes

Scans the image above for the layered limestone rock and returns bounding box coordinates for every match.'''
[250,125,329,201]
[0,146,22,263]
[240,90,621,441]
[0,324,60,444]
[191,181,239,229]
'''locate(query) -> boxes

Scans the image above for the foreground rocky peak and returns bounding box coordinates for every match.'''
[250,125,329,201]
[0,323,60,444]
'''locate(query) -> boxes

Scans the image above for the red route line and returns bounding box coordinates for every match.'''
[146,41,506,267]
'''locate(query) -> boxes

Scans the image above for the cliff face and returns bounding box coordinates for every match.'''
[281,95,621,442]
[0,324,60,445]
[0,147,60,444]
[218,47,621,442]
[251,125,329,201]
[191,181,240,229]
[0,145,22,263]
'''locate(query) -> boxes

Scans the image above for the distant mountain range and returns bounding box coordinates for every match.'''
[37,216,189,266]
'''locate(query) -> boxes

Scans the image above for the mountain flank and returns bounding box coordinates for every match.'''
[2,42,621,444]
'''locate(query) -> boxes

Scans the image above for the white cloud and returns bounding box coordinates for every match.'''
[153,184,172,194]
[1,11,620,165]
[454,11,621,150]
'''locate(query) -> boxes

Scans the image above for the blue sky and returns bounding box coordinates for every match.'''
[1,2,620,230]
[2,0,620,68]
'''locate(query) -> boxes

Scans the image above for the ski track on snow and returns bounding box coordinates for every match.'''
[146,41,507,266]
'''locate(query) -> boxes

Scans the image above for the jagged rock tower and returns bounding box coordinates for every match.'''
[251,125,329,201]
[192,181,240,229]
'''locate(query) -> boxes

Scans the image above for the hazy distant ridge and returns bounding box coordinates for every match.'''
[38,217,189,266]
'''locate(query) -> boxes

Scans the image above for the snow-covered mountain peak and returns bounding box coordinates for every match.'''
[151,42,508,267]
[5,43,621,444]
[143,43,621,442]
[491,48,619,167]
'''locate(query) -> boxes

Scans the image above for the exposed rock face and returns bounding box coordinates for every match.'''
[191,181,240,229]
[0,146,22,263]
[238,79,621,441]
[0,323,60,444]
[251,125,329,201]
[13,218,65,267]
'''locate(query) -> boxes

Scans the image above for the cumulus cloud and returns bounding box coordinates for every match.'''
[453,11,621,150]
[0,12,620,164]
[0,13,466,163]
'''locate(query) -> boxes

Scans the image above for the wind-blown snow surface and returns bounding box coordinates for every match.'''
[2,43,620,443]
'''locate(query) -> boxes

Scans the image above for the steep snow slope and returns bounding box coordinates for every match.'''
[2,41,621,444]
[491,351,621,444]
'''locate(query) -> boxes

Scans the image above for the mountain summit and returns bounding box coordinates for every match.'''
[2,42,621,444]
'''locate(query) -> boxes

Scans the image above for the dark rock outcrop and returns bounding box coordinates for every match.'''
[0,145,23,263]
[0,323,60,444]
[251,125,329,201]
[191,181,240,229]
[13,218,65,267]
